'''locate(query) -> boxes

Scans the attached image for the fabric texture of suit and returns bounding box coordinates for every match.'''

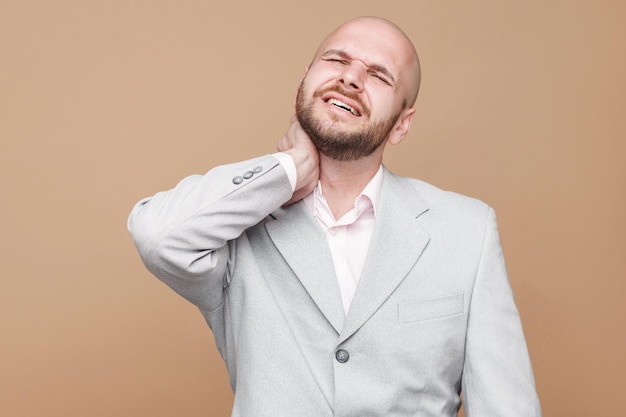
[128,154,541,417]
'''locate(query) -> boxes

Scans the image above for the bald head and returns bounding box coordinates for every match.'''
[312,17,421,107]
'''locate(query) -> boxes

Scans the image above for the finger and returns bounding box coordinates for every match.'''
[277,137,287,152]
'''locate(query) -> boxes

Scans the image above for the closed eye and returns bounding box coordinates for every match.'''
[370,72,391,85]
[325,58,347,65]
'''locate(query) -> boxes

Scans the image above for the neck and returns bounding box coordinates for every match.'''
[318,151,382,219]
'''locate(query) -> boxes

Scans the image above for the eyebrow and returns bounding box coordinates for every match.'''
[321,49,396,85]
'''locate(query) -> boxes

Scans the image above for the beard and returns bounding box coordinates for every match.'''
[295,82,401,161]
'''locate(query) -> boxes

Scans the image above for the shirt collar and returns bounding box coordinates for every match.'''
[303,165,384,222]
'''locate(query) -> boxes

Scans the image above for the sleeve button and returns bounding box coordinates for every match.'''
[232,176,244,185]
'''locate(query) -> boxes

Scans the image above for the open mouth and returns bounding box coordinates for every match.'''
[325,98,361,117]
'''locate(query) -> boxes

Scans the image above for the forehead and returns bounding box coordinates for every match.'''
[315,21,413,77]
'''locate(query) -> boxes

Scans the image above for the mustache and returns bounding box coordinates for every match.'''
[312,85,370,117]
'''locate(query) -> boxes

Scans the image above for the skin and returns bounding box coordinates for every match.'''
[278,17,421,218]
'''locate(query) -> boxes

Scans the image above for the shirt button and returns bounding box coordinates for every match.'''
[335,349,350,363]
[243,170,254,179]
[329,228,336,236]
[232,176,243,185]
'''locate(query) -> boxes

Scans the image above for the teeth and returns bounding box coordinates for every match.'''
[327,98,360,116]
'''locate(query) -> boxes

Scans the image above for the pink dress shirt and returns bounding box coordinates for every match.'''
[275,152,383,314]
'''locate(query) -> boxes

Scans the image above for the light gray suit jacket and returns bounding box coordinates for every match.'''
[128,154,541,417]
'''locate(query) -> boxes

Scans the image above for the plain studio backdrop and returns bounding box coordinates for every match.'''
[1,1,624,416]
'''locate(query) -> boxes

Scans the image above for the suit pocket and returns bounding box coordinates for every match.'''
[398,294,464,323]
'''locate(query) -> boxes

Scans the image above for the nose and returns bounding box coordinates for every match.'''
[338,62,366,91]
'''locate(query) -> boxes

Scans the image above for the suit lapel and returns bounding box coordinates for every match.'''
[265,201,346,334]
[338,169,430,345]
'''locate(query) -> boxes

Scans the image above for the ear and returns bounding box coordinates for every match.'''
[388,107,415,146]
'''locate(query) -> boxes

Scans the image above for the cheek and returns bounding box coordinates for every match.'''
[303,65,336,87]
[368,92,401,120]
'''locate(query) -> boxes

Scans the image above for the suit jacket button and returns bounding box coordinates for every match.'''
[232,176,243,185]
[253,166,263,173]
[243,171,254,179]
[335,349,350,363]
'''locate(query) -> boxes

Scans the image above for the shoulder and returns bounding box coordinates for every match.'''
[382,169,498,247]
[385,168,492,218]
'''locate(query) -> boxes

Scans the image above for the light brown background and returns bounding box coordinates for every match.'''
[2,1,624,416]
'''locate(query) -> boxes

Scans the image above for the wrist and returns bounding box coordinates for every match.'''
[273,152,297,192]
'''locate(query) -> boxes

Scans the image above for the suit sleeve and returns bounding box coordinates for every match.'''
[127,154,293,312]
[462,208,542,416]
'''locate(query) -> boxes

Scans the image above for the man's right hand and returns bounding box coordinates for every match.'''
[277,116,320,206]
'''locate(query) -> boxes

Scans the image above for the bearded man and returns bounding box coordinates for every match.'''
[128,16,541,417]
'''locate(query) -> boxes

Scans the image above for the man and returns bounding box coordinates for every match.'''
[128,17,541,417]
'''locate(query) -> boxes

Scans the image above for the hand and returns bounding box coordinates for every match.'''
[277,116,320,206]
